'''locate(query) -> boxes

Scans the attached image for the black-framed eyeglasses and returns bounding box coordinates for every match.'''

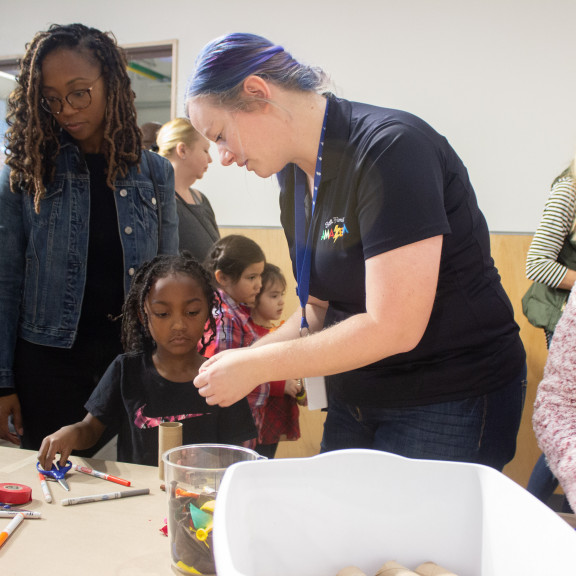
[40,74,103,116]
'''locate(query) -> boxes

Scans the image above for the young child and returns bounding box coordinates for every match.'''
[250,264,303,458]
[37,252,256,469]
[203,235,269,450]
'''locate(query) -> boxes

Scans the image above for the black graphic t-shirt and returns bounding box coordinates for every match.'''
[86,352,256,466]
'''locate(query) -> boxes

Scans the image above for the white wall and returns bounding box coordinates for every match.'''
[2,0,576,232]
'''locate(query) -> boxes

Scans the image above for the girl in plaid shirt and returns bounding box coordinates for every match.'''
[203,235,269,450]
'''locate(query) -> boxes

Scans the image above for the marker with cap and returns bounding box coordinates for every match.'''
[38,472,53,503]
[0,510,41,519]
[0,512,24,549]
[61,488,149,506]
[72,464,131,487]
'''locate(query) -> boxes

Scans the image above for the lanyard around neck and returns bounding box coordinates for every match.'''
[294,101,329,335]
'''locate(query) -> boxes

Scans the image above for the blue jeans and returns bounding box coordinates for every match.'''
[527,453,573,512]
[320,364,527,471]
[527,453,559,502]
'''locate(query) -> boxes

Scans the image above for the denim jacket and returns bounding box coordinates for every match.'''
[0,140,179,389]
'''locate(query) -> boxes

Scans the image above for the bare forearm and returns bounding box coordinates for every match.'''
[195,237,441,408]
[245,310,423,384]
[251,298,327,348]
[250,308,300,348]
[68,421,103,450]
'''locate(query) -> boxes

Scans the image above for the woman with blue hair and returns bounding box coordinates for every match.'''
[187,33,526,469]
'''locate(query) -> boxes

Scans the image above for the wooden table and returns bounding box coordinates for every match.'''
[0,446,172,575]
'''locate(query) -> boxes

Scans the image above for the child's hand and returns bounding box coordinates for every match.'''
[37,425,81,471]
[284,379,301,398]
[37,415,105,471]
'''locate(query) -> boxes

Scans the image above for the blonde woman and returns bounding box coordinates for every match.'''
[157,118,220,260]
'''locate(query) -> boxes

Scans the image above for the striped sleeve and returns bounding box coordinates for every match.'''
[526,176,576,288]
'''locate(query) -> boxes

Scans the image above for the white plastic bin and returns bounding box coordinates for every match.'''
[213,449,576,576]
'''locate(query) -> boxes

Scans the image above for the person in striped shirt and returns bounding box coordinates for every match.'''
[525,163,576,346]
[525,159,576,511]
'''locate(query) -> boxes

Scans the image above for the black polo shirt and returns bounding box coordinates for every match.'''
[279,96,525,407]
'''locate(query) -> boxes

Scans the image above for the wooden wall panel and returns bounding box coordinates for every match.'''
[491,234,548,487]
[218,227,300,325]
[219,227,545,487]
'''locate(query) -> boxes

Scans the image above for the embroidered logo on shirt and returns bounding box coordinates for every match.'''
[134,404,208,429]
[320,217,349,243]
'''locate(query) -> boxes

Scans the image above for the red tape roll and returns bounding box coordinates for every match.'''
[0,483,32,504]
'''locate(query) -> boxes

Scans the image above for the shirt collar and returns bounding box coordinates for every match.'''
[218,289,252,319]
[320,94,353,183]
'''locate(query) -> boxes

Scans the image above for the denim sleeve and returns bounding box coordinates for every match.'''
[0,168,25,389]
[155,154,179,255]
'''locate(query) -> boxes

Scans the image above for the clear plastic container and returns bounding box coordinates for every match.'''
[163,443,261,575]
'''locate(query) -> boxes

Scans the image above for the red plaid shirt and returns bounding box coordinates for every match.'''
[203,290,269,448]
[249,321,301,445]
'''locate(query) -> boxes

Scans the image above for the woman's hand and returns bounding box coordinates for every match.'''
[0,394,23,445]
[198,348,238,373]
[195,348,263,406]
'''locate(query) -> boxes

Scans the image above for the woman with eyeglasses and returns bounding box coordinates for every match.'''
[0,23,178,452]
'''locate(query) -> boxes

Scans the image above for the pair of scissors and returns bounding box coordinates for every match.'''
[37,460,72,491]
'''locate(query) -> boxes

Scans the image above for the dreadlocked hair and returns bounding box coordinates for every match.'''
[121,251,221,355]
[5,23,142,213]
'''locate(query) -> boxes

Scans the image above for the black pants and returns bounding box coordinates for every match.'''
[254,443,278,459]
[14,330,122,453]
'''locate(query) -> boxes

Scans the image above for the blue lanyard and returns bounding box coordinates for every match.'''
[294,102,328,335]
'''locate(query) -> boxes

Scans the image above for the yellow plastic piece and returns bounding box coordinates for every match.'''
[176,560,202,574]
[199,499,216,513]
[195,522,213,541]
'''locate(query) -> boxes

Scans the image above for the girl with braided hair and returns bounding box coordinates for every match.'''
[0,23,178,452]
[37,252,255,468]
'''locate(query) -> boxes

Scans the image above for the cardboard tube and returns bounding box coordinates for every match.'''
[375,561,420,576]
[336,567,367,576]
[158,422,183,479]
[415,562,458,576]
